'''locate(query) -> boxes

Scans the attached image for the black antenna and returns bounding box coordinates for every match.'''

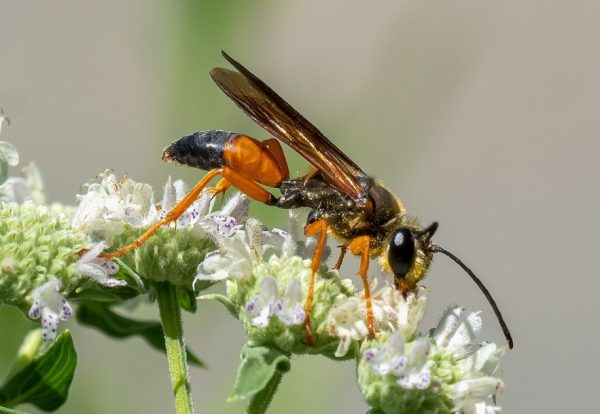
[430,244,513,349]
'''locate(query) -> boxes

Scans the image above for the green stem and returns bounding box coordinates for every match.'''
[155,282,194,414]
[246,371,283,414]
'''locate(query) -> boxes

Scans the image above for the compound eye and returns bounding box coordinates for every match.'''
[388,228,416,278]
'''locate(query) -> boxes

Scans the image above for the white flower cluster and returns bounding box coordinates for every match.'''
[71,170,157,240]
[327,286,427,357]
[360,302,505,413]
[364,332,432,390]
[245,276,305,327]
[26,170,249,341]
[195,214,316,336]
[72,171,248,244]
[195,217,293,284]
[435,308,505,414]
[185,202,507,411]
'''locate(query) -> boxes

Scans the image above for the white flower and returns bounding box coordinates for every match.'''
[244,276,305,327]
[76,242,124,287]
[0,162,45,205]
[28,280,73,342]
[245,276,279,327]
[195,217,290,284]
[195,230,254,283]
[327,285,427,357]
[327,297,372,357]
[275,278,305,325]
[158,176,203,228]
[72,170,155,241]
[363,332,432,390]
[434,307,505,413]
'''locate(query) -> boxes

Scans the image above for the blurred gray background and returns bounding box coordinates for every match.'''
[1,0,598,413]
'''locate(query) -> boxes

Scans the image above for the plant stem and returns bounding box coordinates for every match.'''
[155,282,194,414]
[247,371,283,414]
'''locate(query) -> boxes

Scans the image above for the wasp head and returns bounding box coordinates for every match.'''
[387,221,438,295]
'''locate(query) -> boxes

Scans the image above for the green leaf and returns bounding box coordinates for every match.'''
[0,406,32,414]
[199,293,238,319]
[0,331,77,411]
[76,302,204,367]
[228,345,290,402]
[176,286,197,313]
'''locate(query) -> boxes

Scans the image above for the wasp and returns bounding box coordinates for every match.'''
[105,52,513,348]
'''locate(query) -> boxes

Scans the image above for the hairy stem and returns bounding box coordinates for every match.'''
[155,282,194,414]
[247,371,283,414]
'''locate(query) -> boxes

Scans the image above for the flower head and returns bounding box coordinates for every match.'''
[327,285,428,357]
[0,202,87,311]
[358,298,506,414]
[71,170,155,242]
[195,217,286,284]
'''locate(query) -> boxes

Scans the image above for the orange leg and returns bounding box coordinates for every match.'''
[348,235,375,337]
[210,177,231,196]
[103,169,222,259]
[262,138,289,180]
[220,166,274,204]
[103,166,276,259]
[334,245,348,270]
[303,219,328,345]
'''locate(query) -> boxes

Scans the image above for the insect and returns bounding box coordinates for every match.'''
[105,51,513,348]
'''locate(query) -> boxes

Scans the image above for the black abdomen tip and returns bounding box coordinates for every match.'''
[162,130,237,170]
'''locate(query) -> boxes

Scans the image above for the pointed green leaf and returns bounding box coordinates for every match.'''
[76,302,204,367]
[0,331,77,411]
[229,345,290,402]
[199,293,238,319]
[0,406,32,414]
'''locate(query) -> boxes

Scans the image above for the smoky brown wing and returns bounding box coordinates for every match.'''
[210,51,369,205]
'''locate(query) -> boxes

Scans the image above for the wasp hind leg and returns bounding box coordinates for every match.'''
[102,167,278,259]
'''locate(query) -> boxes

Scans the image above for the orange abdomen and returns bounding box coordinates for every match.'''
[224,135,287,187]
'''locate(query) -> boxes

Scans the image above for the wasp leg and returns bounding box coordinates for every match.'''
[103,168,222,259]
[210,177,231,196]
[103,166,278,259]
[348,235,375,337]
[220,166,276,205]
[303,218,328,345]
[334,245,348,270]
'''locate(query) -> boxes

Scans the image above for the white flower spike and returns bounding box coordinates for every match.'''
[28,280,73,341]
